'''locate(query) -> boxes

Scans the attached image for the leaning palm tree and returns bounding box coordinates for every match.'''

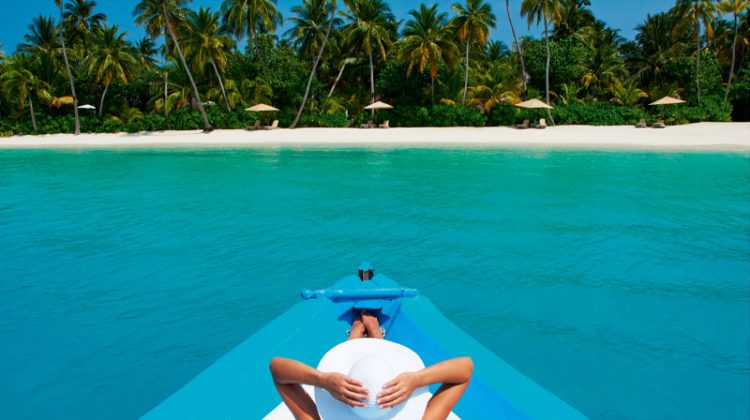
[505,0,528,93]
[55,0,81,135]
[521,0,562,122]
[87,24,137,117]
[718,0,750,103]
[398,3,460,104]
[64,0,106,56]
[342,0,396,105]
[183,7,235,111]
[134,0,211,131]
[290,0,339,129]
[220,0,282,77]
[672,0,718,104]
[1,57,53,131]
[451,0,496,105]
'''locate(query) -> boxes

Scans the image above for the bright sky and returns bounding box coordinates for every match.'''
[1,0,677,54]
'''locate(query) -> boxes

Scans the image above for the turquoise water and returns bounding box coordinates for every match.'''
[1,148,748,419]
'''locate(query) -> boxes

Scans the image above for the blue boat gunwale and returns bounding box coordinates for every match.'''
[144,274,586,419]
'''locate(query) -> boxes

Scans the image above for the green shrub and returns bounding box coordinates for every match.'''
[552,103,646,125]
[486,105,521,126]
[376,105,485,127]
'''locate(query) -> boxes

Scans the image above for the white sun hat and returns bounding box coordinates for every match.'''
[315,339,432,420]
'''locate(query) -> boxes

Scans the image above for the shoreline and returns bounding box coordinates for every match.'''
[1,123,748,151]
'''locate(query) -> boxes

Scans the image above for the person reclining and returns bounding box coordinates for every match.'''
[270,340,473,420]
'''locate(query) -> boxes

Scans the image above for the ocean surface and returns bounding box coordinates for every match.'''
[0,147,748,420]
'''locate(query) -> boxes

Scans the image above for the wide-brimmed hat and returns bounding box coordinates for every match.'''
[315,339,431,419]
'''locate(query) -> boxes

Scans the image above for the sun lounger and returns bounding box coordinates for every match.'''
[378,120,390,129]
[652,119,666,129]
[635,119,647,128]
[516,119,530,129]
[537,118,547,129]
[264,120,279,130]
[360,121,374,129]
[246,120,261,130]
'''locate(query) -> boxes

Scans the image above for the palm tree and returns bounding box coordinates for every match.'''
[183,7,235,111]
[398,4,459,104]
[451,0,496,105]
[55,0,81,134]
[290,0,339,129]
[577,24,627,99]
[220,0,282,77]
[1,57,53,131]
[286,0,342,61]
[672,0,719,104]
[87,24,137,117]
[134,0,211,131]
[610,80,647,106]
[342,0,397,105]
[553,0,594,39]
[134,37,160,71]
[521,0,562,122]
[718,0,750,103]
[467,61,521,111]
[64,0,106,56]
[505,0,528,93]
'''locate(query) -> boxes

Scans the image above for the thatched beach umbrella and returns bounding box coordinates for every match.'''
[245,103,279,112]
[364,101,393,122]
[649,96,686,106]
[649,96,686,124]
[245,103,279,124]
[515,99,553,126]
[364,101,394,111]
[365,101,393,119]
[514,98,553,109]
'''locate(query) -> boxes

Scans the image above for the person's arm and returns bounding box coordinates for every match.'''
[270,357,369,407]
[376,357,473,408]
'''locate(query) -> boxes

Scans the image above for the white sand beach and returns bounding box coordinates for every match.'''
[1,123,748,150]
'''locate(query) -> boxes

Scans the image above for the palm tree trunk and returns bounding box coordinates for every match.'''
[328,61,347,98]
[58,3,80,135]
[291,0,337,129]
[210,58,231,111]
[724,13,738,104]
[164,5,211,131]
[163,33,169,120]
[462,34,471,105]
[506,0,527,94]
[251,26,268,78]
[98,82,109,117]
[695,15,701,104]
[544,12,554,125]
[369,50,375,103]
[29,93,37,131]
[431,75,435,105]
[369,49,375,117]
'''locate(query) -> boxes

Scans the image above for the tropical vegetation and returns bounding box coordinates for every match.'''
[0,0,747,135]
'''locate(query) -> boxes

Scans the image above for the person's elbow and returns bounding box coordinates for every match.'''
[459,357,474,382]
[269,357,284,382]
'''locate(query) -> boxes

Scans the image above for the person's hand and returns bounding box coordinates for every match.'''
[377,372,419,408]
[321,372,369,407]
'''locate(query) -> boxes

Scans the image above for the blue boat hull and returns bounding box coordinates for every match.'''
[145,275,586,419]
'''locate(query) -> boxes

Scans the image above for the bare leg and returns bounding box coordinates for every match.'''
[362,313,383,339]
[348,317,365,340]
